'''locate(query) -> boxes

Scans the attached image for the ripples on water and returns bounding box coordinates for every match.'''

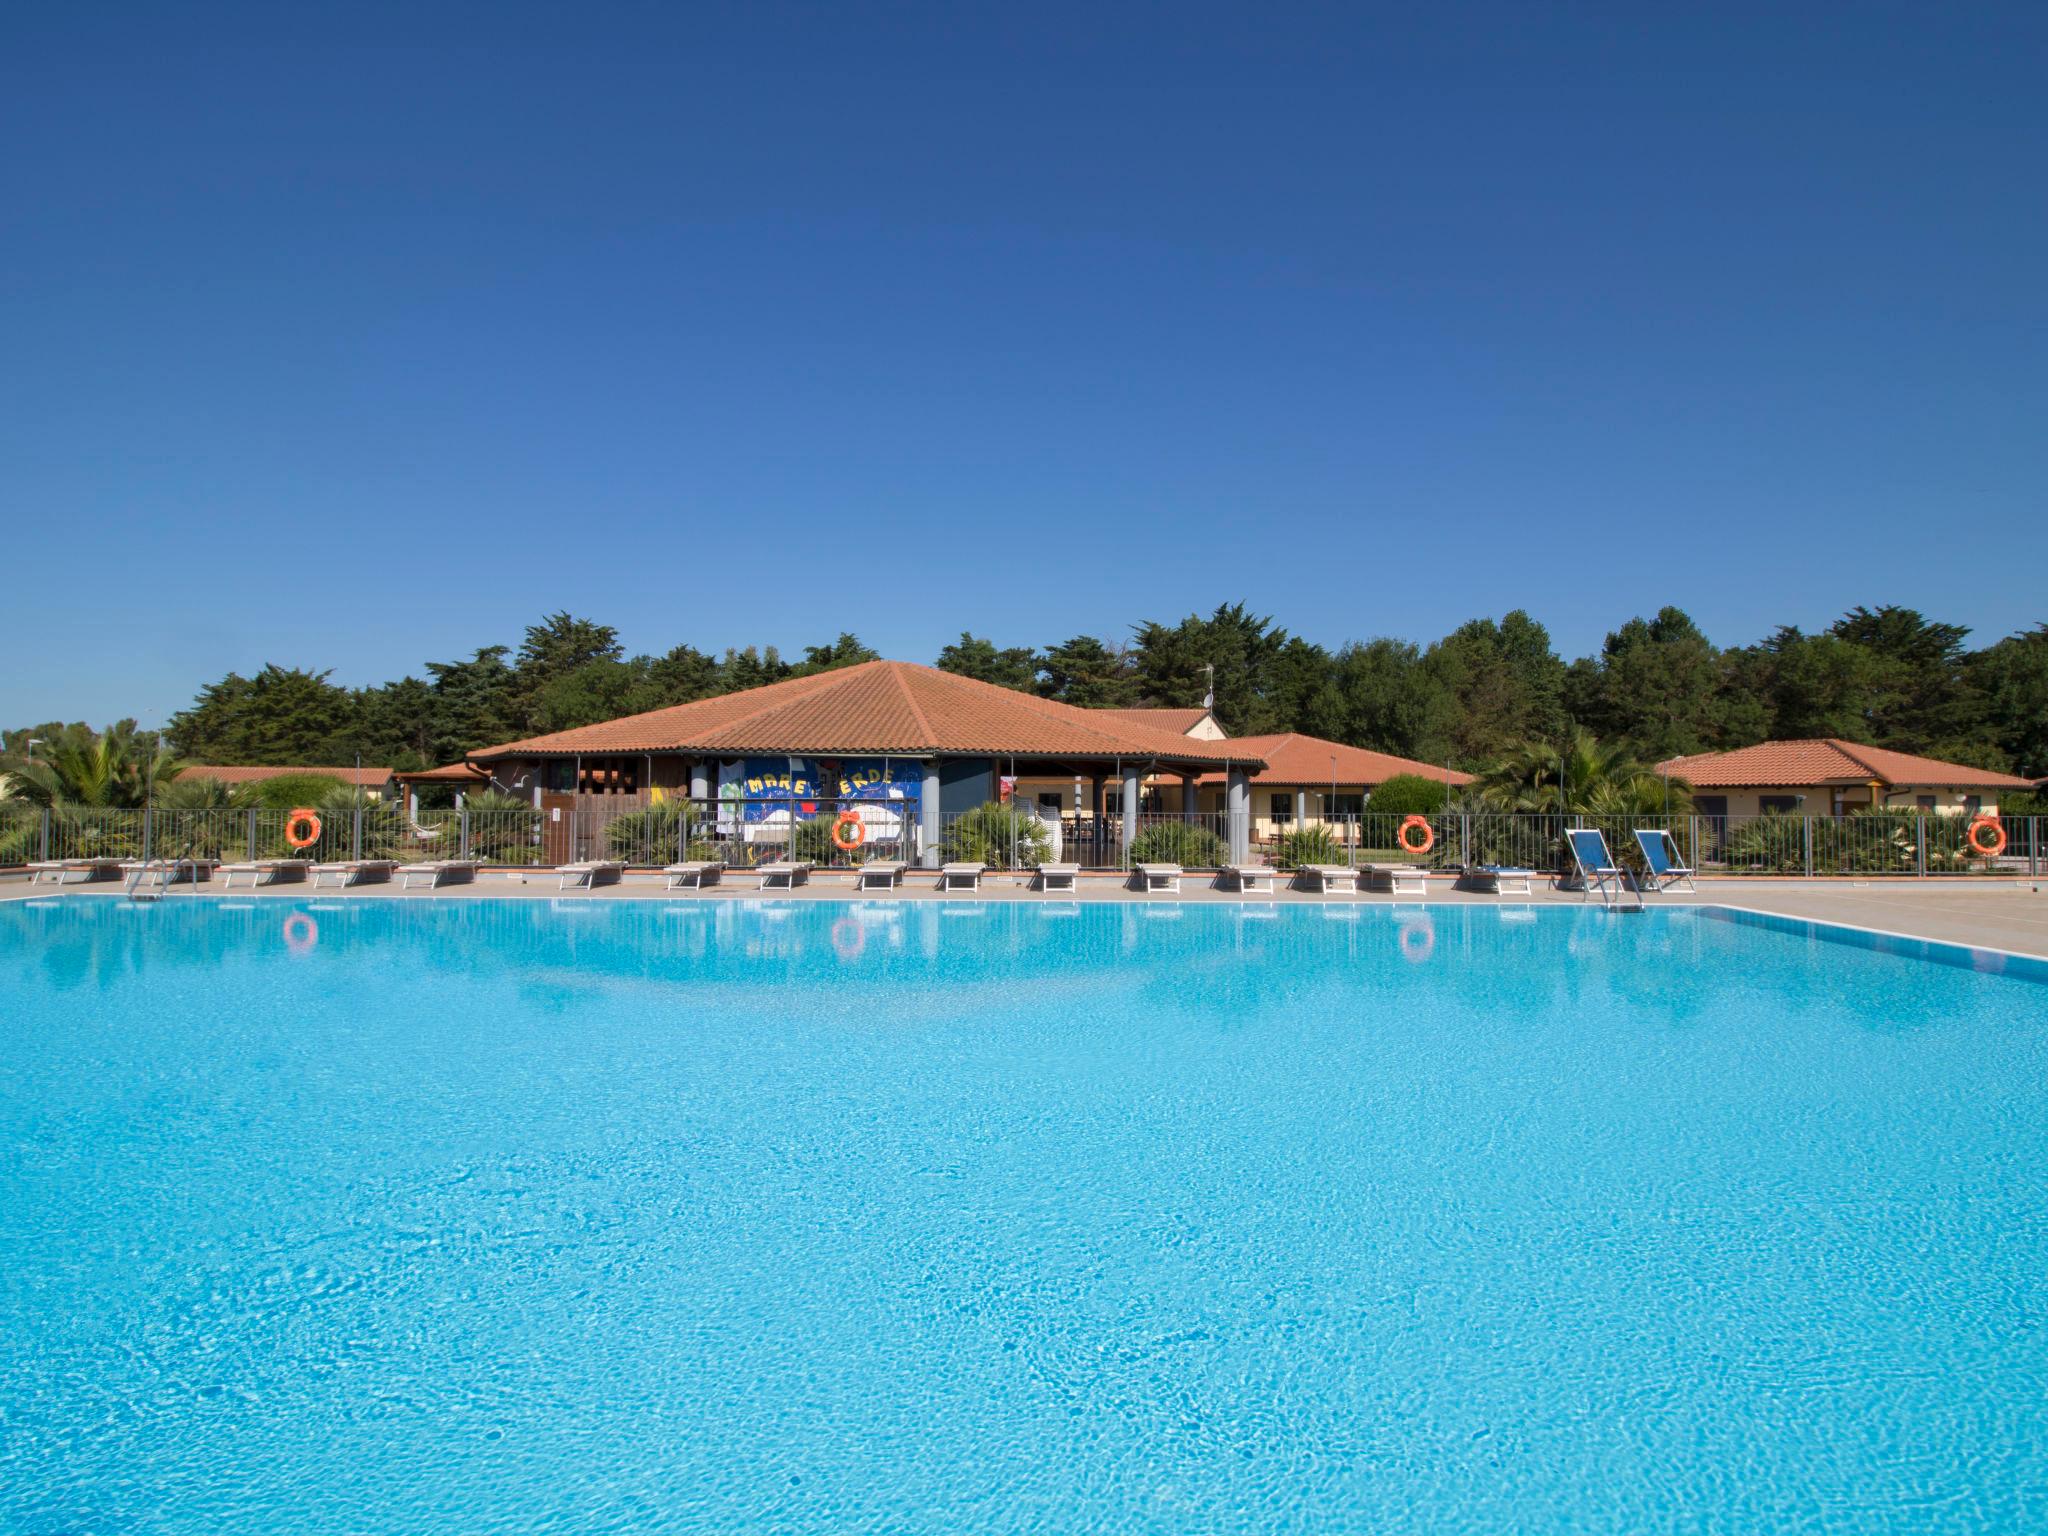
[3,898,2045,1534]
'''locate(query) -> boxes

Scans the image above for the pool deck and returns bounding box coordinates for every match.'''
[6,868,2047,959]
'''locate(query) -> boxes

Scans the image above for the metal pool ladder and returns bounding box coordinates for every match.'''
[126,840,199,902]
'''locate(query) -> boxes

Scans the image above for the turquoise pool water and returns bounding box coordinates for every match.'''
[3,896,2045,1534]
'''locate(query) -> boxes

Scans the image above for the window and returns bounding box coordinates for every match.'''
[1104,791,1121,815]
[1917,796,1937,812]
[1038,793,1063,812]
[1758,795,1798,815]
[1329,793,1365,820]
[1963,796,1981,816]
[1270,792,1294,825]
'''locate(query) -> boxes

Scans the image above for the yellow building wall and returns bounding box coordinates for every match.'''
[1697,786,2003,817]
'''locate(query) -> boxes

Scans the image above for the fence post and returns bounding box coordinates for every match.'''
[352,809,363,862]
[1802,816,1812,879]
[247,809,258,862]
[1688,815,1698,875]
[40,808,51,864]
[2033,816,2039,881]
[460,809,471,862]
[142,804,154,862]
[1916,815,1927,877]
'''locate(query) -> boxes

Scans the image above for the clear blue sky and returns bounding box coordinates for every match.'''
[4,3,2043,728]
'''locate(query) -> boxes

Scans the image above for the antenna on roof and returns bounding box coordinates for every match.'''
[1202,663,1214,712]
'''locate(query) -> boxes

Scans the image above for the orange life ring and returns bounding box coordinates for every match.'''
[1396,815,1434,855]
[1967,817,2006,857]
[282,912,319,956]
[284,809,322,849]
[831,809,866,852]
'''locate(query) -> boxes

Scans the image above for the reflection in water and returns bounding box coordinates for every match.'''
[5,898,2048,1536]
[830,915,866,964]
[1396,912,1435,964]
[1,897,2032,1034]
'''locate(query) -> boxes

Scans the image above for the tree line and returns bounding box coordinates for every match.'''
[6,603,2045,784]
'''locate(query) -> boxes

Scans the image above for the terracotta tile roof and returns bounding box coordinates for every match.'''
[177,764,393,788]
[1655,739,2034,790]
[469,661,1263,769]
[1197,733,1474,787]
[1096,706,1212,733]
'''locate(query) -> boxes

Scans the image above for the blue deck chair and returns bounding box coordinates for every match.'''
[1632,829,1696,893]
[1566,828,1642,910]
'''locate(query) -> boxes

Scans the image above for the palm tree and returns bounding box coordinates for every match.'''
[0,724,184,808]
[1479,729,1690,816]
[158,774,236,811]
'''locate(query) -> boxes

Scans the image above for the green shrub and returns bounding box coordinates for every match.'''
[942,801,1051,869]
[1366,773,1453,817]
[603,799,697,862]
[158,776,235,811]
[1128,820,1226,868]
[230,772,361,811]
[1275,823,1343,868]
[463,790,543,865]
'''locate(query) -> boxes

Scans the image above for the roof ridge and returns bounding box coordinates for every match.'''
[887,662,938,748]
[678,664,871,745]
[905,663,1208,760]
[471,661,864,757]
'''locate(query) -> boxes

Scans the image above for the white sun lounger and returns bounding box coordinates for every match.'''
[29,857,125,885]
[1294,865,1361,894]
[310,859,396,888]
[218,858,312,889]
[557,860,625,890]
[1035,861,1080,893]
[1462,865,1534,895]
[939,862,984,892]
[399,860,479,890]
[1220,863,1276,893]
[663,860,723,889]
[1364,864,1428,896]
[732,861,806,890]
[118,857,217,886]
[852,861,906,891]
[1132,862,1182,893]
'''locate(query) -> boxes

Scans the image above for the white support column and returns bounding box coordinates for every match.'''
[1226,767,1250,864]
[689,760,710,802]
[1120,763,1141,863]
[920,759,942,867]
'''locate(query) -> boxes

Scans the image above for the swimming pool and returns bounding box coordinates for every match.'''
[4,897,2045,1533]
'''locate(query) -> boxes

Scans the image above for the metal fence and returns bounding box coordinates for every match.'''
[2,802,2039,880]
